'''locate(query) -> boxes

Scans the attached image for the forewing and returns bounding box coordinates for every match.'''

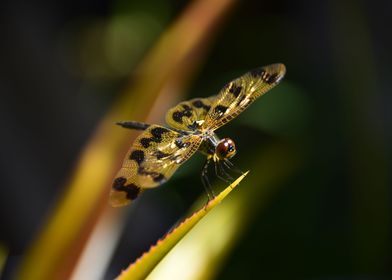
[202,63,286,131]
[110,125,202,207]
[165,97,215,131]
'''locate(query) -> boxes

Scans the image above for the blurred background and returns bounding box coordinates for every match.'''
[1,0,391,279]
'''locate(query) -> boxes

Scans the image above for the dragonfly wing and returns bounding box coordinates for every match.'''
[110,125,202,207]
[202,63,286,131]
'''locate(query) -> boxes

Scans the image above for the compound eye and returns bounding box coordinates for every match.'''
[216,138,236,160]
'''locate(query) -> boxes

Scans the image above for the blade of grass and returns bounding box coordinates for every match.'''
[146,143,301,280]
[116,172,249,280]
[17,1,236,279]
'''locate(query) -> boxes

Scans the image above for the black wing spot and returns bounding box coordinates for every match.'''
[175,139,185,148]
[172,105,194,124]
[192,100,211,111]
[192,100,203,107]
[140,138,152,148]
[148,127,170,144]
[172,111,183,123]
[182,104,192,111]
[250,68,265,77]
[140,127,171,147]
[181,105,193,117]
[174,139,191,149]
[153,173,165,183]
[113,177,127,188]
[214,105,228,117]
[138,168,166,183]
[112,177,141,200]
[151,127,170,138]
[155,150,170,159]
[265,73,278,84]
[130,150,144,165]
[229,84,242,97]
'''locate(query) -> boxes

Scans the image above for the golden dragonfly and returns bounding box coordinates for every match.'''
[110,63,286,207]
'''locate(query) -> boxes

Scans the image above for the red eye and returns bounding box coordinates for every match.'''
[216,138,236,160]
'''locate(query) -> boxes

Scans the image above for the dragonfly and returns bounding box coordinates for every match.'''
[110,63,286,207]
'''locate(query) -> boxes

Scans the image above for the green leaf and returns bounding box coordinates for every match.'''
[116,172,249,280]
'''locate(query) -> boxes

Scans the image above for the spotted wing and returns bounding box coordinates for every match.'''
[110,125,202,207]
[202,63,286,131]
[165,97,215,131]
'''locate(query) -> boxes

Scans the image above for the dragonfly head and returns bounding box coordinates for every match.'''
[215,138,236,160]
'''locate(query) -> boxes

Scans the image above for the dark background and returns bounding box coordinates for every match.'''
[1,0,391,279]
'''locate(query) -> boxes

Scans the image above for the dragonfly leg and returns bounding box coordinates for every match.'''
[201,159,215,201]
[218,161,234,181]
[214,160,231,184]
[223,159,244,175]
